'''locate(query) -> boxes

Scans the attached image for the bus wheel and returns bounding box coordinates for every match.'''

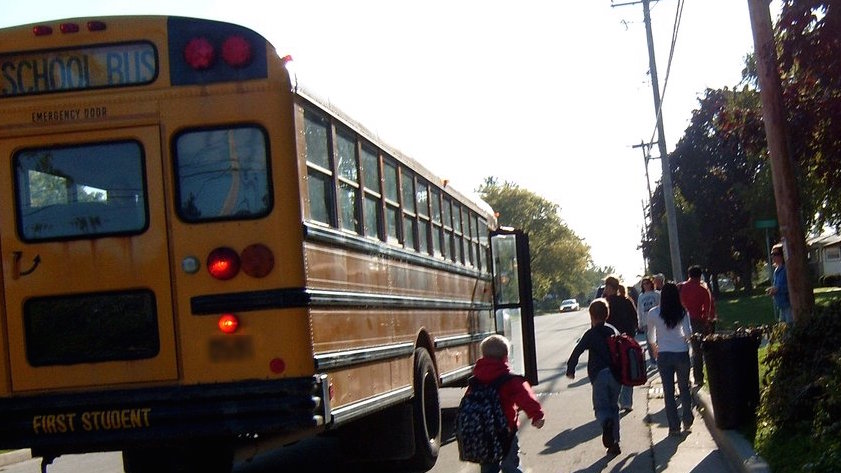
[122,442,234,473]
[409,347,441,470]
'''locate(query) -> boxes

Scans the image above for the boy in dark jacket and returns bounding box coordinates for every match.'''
[471,334,545,473]
[566,298,622,455]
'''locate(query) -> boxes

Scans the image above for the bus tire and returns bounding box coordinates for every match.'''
[409,347,441,470]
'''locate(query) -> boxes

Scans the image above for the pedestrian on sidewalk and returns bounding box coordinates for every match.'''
[647,281,694,436]
[766,242,792,324]
[679,265,716,387]
[471,335,545,473]
[566,298,622,455]
[603,276,638,412]
[636,276,660,366]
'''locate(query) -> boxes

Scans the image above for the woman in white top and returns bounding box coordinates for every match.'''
[647,281,694,436]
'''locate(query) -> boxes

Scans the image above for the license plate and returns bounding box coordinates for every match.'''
[208,336,254,362]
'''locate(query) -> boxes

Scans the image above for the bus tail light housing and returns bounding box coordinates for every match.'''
[218,314,239,334]
[207,247,240,280]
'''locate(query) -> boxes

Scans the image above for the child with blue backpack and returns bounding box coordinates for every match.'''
[469,334,545,473]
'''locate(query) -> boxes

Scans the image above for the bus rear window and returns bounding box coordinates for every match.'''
[24,290,159,366]
[14,141,148,241]
[174,125,271,222]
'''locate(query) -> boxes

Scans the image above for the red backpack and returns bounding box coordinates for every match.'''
[605,323,648,386]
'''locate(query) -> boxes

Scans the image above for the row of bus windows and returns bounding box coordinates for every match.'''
[303,108,489,271]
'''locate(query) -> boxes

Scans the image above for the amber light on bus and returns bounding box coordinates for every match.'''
[218,314,239,334]
[207,247,240,280]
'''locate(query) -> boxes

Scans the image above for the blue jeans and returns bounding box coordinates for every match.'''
[480,432,521,473]
[619,385,633,409]
[778,305,793,324]
[657,351,693,432]
[592,367,620,443]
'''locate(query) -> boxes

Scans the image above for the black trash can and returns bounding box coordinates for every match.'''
[701,329,762,430]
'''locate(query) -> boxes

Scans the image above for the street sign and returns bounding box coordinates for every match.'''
[755,219,777,229]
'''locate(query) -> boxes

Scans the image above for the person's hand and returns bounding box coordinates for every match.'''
[566,373,574,380]
[532,418,545,429]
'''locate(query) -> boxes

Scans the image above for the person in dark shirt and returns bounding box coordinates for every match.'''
[603,276,638,411]
[566,298,622,455]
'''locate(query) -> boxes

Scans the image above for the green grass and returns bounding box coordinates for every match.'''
[715,287,841,329]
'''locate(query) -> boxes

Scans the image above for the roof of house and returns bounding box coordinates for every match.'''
[807,233,841,248]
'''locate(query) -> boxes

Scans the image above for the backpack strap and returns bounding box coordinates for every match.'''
[468,373,518,390]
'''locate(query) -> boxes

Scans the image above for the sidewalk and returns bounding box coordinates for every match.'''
[646,371,770,473]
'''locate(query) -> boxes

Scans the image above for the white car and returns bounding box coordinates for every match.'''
[559,298,580,312]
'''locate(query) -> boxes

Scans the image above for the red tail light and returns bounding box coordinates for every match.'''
[221,35,252,68]
[218,314,239,334]
[241,243,274,278]
[184,37,215,70]
[269,358,286,374]
[207,247,240,280]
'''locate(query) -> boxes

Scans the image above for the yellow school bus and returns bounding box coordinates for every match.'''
[0,16,537,472]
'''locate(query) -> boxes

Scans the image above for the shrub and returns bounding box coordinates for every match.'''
[756,302,841,472]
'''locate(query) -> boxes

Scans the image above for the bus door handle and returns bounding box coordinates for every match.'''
[12,251,41,279]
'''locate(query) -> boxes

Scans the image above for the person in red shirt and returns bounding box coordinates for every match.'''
[678,265,716,386]
[471,335,545,473]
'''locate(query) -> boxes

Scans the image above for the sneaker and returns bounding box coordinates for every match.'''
[602,419,615,448]
[621,406,633,413]
[607,443,621,455]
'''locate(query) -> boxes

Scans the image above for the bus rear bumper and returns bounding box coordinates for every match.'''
[0,376,326,454]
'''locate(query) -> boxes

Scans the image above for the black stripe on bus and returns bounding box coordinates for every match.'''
[190,288,492,315]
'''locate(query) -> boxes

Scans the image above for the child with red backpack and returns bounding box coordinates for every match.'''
[566,298,622,455]
[462,334,545,473]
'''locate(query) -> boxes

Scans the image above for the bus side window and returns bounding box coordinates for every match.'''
[304,111,335,226]
[335,128,360,234]
[360,145,382,240]
[383,159,400,245]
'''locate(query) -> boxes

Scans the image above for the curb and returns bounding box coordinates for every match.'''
[693,388,771,473]
[0,449,32,467]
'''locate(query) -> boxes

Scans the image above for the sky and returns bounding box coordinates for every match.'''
[1,1,783,283]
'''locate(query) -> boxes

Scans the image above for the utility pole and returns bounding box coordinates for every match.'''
[747,0,814,322]
[614,0,684,281]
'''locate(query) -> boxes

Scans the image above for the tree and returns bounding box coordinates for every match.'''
[645,87,773,292]
[478,178,595,305]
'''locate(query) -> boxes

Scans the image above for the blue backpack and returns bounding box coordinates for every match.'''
[455,373,516,463]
